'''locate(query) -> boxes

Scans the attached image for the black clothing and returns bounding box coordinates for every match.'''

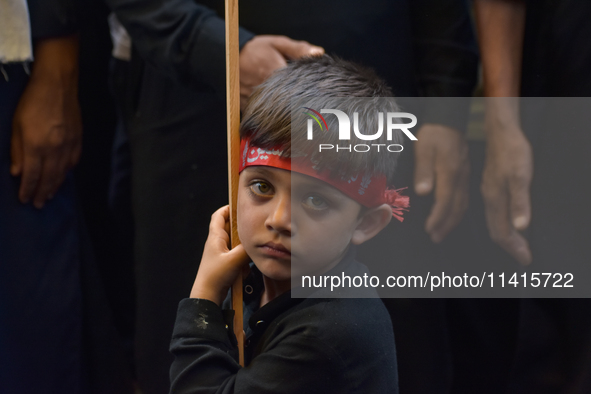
[521,0,591,97]
[170,254,398,394]
[105,1,478,392]
[0,68,84,394]
[108,0,477,104]
[1,2,132,392]
[27,0,78,38]
[105,0,254,98]
[509,2,591,393]
[1,2,81,392]
[451,2,591,393]
[127,61,232,394]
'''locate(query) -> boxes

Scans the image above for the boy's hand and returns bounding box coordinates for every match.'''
[190,206,250,306]
[414,124,470,243]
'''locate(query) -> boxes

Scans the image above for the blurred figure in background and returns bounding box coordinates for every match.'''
[475,0,591,392]
[0,0,84,392]
[1,0,133,392]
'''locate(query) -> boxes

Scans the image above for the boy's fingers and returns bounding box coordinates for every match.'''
[227,244,251,266]
[213,205,230,220]
[209,206,231,236]
[224,219,231,237]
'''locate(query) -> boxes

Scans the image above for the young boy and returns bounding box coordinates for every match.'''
[169,56,408,393]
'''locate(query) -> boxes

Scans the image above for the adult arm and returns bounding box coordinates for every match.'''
[409,0,478,242]
[106,0,322,101]
[10,0,81,208]
[474,0,532,265]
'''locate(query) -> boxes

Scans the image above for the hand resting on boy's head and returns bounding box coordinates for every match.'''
[190,205,250,306]
[239,35,324,110]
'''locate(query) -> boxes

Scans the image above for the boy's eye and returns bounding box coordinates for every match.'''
[250,181,273,196]
[302,195,329,211]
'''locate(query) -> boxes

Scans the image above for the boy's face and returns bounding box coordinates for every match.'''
[237,166,368,282]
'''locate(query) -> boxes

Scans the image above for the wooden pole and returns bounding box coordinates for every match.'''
[225,0,244,366]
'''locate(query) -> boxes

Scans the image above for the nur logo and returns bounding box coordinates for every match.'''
[303,108,418,153]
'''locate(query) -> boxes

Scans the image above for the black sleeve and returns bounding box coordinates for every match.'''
[170,299,347,394]
[106,0,255,96]
[27,0,78,39]
[409,0,479,130]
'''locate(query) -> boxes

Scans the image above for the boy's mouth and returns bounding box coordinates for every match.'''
[259,242,291,258]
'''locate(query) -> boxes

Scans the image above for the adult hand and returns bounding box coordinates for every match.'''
[239,35,324,109]
[481,115,533,265]
[414,124,470,243]
[191,206,251,306]
[10,36,82,209]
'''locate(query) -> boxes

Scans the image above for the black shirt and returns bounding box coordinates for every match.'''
[169,251,398,394]
[107,0,478,101]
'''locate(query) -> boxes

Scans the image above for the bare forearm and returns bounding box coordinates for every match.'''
[31,35,79,89]
[475,0,526,134]
[475,0,533,265]
[475,0,525,97]
[10,34,82,207]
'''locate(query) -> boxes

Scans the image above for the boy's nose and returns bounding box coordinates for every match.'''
[265,193,291,235]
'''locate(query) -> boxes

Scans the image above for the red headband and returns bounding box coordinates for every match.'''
[239,138,409,222]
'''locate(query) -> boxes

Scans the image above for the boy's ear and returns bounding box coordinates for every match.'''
[351,204,392,245]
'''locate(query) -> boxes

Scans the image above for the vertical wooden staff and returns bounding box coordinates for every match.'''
[225,0,244,366]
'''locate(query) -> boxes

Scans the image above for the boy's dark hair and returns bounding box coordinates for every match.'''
[240,55,403,181]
